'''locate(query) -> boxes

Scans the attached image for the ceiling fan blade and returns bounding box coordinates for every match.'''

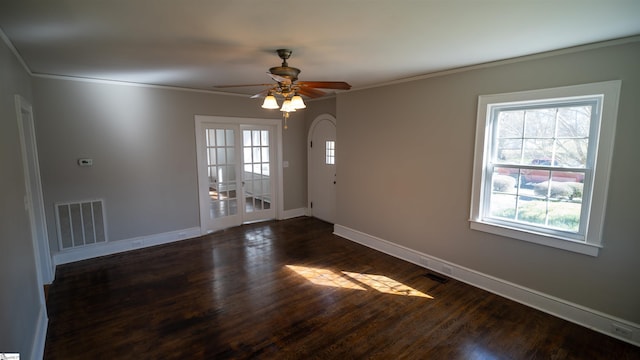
[268,73,292,85]
[297,87,326,98]
[250,89,271,99]
[298,81,352,90]
[213,84,272,88]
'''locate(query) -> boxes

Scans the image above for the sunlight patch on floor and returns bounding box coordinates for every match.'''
[286,265,366,290]
[342,271,433,298]
[286,265,433,298]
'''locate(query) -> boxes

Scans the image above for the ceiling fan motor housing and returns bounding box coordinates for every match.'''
[270,48,300,82]
[269,65,301,82]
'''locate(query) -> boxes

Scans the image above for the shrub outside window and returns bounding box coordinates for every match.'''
[469,81,621,256]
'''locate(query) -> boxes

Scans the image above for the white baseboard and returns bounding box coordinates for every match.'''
[30,305,47,360]
[53,227,201,265]
[334,223,640,347]
[282,207,308,220]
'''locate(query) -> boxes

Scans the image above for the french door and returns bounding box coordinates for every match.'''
[196,117,281,233]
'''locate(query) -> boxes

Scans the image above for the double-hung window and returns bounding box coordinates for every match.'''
[469,81,621,256]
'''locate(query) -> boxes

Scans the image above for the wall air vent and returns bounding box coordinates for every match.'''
[55,199,107,250]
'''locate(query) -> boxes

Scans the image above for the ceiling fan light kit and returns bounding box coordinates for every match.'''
[218,49,351,129]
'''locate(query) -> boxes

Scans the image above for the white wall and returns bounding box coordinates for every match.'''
[337,40,640,324]
[0,36,45,359]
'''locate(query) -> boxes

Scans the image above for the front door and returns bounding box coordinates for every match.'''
[308,114,337,223]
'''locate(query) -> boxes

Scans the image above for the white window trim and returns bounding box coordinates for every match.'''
[469,80,621,256]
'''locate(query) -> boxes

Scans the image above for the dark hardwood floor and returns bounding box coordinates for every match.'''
[44,217,639,359]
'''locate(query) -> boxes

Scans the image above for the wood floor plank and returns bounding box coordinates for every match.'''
[44,217,639,359]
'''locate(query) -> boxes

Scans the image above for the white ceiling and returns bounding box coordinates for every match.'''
[1,0,639,96]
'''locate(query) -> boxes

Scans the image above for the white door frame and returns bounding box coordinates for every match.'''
[15,95,54,286]
[307,113,337,222]
[195,115,283,234]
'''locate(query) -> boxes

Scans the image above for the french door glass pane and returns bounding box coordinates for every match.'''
[206,128,238,219]
[243,129,271,214]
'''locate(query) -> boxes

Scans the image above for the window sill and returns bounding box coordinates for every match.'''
[469,220,601,256]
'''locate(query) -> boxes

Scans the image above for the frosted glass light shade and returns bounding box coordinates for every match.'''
[262,95,279,109]
[290,95,306,109]
[280,99,296,112]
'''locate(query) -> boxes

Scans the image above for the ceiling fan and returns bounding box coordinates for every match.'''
[214,49,351,127]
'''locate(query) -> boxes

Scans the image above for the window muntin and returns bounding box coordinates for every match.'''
[470,81,621,256]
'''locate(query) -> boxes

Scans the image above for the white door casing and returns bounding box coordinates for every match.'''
[15,95,54,287]
[308,114,337,223]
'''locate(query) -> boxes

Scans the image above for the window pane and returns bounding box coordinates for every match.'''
[208,148,216,165]
[227,147,235,164]
[253,147,261,163]
[208,166,216,185]
[261,130,269,146]
[557,106,591,138]
[254,180,263,195]
[546,201,581,232]
[326,140,335,165]
[243,147,252,164]
[496,138,523,164]
[216,148,226,165]
[206,129,216,146]
[227,165,236,181]
[226,129,234,146]
[497,110,524,138]
[252,130,261,146]
[524,108,555,138]
[556,139,588,168]
[523,139,554,163]
[261,147,269,162]
[216,129,226,146]
[515,197,547,226]
[492,170,518,195]
[218,166,228,183]
[243,130,252,147]
[489,193,517,220]
[229,199,238,215]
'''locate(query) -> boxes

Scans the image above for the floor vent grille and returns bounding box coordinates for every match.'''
[55,199,107,250]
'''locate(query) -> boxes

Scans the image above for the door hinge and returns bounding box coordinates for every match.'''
[310,201,313,209]
[310,141,313,148]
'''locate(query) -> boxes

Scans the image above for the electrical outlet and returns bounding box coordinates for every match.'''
[611,323,633,339]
